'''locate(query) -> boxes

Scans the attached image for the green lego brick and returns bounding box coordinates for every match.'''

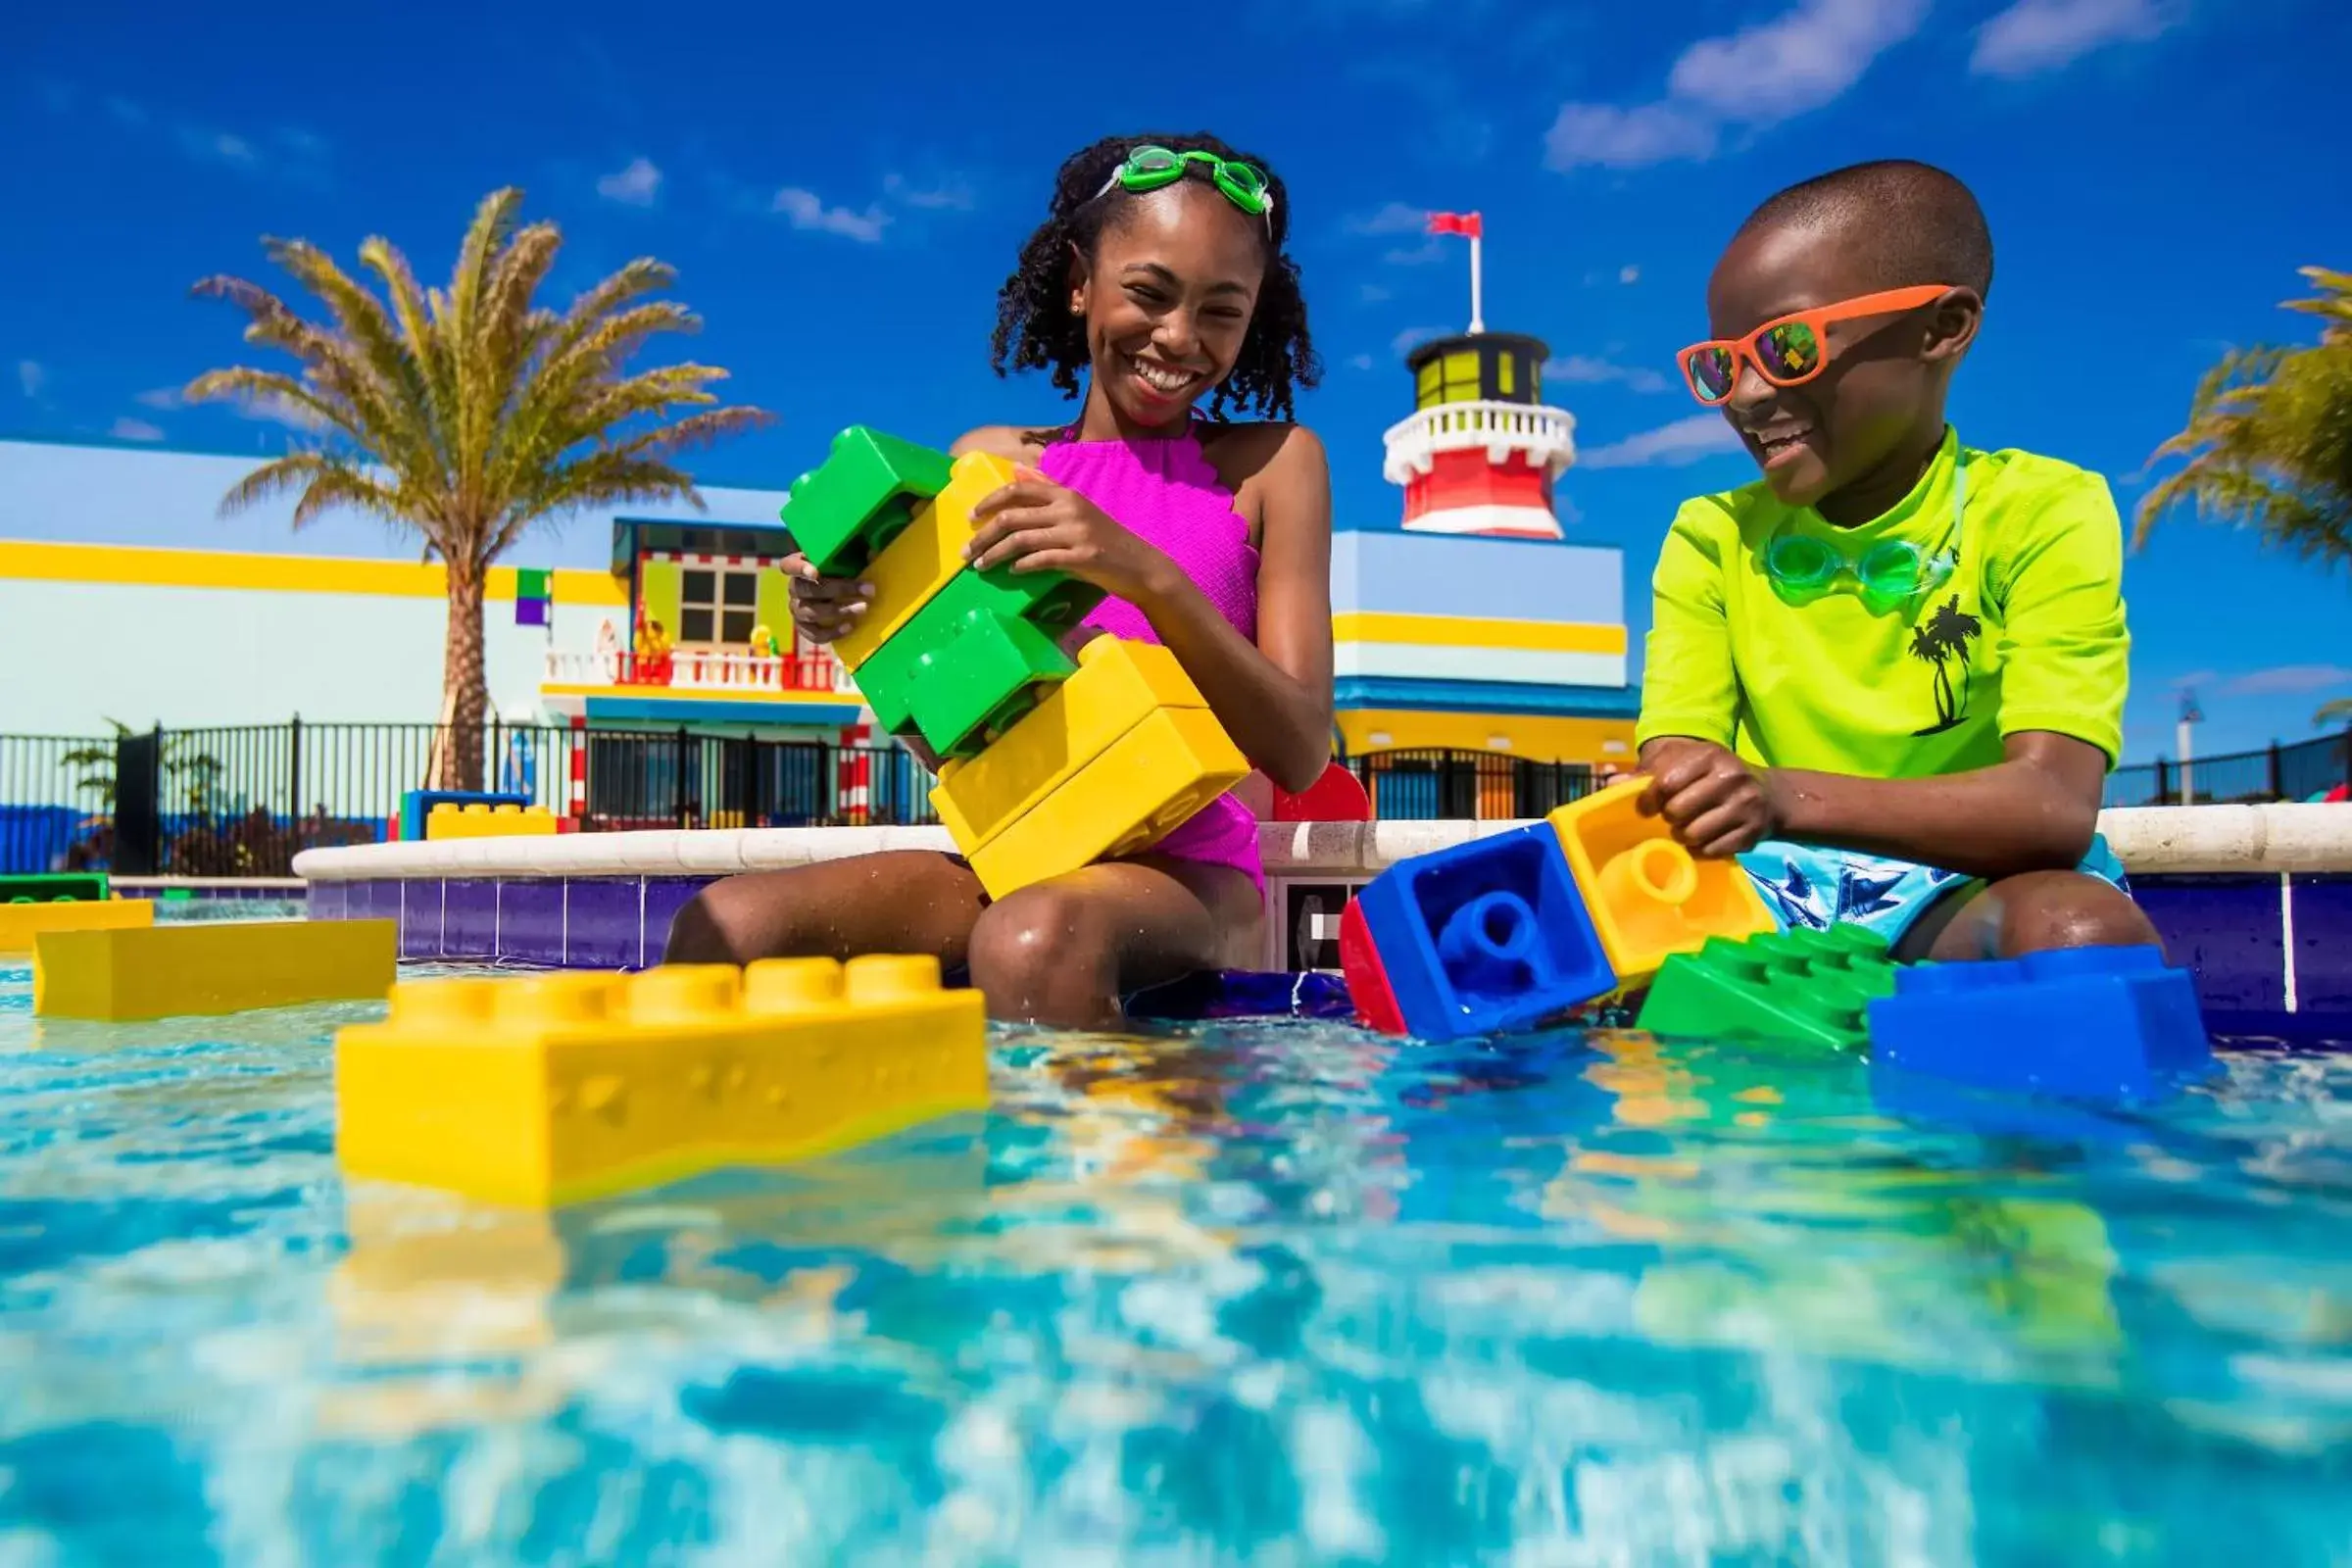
[778,426,956,577]
[910,609,1077,760]
[1636,924,1901,1054]
[852,562,1104,756]
[1,873,110,904]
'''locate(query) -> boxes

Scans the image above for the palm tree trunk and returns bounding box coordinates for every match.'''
[437,563,490,792]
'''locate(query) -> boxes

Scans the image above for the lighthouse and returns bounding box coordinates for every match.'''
[1325,208,1638,771]
[1378,212,1576,539]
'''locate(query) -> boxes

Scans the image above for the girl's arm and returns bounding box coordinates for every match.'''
[1133,425,1335,792]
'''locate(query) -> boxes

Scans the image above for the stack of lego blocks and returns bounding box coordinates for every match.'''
[783,427,1248,898]
[1342,778,2215,1102]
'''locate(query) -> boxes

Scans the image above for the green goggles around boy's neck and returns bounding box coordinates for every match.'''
[1764,455,1967,615]
[1094,145,1274,224]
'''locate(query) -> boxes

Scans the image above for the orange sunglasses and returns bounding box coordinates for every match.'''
[1677,284,1953,404]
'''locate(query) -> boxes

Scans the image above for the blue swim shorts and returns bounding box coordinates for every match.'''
[1736,833,2131,953]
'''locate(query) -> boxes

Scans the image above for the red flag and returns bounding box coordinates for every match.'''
[1426,211,1483,238]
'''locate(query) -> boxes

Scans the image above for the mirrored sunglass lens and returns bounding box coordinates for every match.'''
[1766,534,1838,587]
[1754,321,1820,380]
[1685,348,1736,400]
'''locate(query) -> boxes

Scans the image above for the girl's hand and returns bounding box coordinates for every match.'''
[964,467,1173,605]
[782,553,873,645]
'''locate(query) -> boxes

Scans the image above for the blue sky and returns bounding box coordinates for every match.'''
[4,0,2346,760]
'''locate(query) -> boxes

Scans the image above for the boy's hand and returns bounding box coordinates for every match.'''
[782,553,873,645]
[1638,740,1784,858]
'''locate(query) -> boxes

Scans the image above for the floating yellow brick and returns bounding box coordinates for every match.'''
[334,954,990,1208]
[425,803,562,840]
[33,918,399,1020]
[0,897,152,957]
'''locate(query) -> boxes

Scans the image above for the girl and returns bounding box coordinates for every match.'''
[666,132,1335,1028]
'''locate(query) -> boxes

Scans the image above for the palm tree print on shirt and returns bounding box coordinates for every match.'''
[1909,594,1984,736]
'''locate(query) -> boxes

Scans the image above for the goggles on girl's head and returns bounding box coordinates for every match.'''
[1678,284,1952,404]
[1093,145,1274,226]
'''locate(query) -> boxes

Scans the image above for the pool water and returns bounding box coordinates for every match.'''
[3,955,2349,1565]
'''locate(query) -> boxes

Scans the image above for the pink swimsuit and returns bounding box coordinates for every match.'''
[1037,423,1265,893]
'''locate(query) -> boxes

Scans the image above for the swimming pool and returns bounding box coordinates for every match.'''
[3,955,2348,1563]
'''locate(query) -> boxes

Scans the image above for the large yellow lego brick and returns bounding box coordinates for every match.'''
[425,803,561,840]
[832,451,1021,669]
[33,918,399,1020]
[0,897,152,956]
[333,955,989,1208]
[1544,780,1774,988]
[965,707,1249,900]
[930,636,1210,853]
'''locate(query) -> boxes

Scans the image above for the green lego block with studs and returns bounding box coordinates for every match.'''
[779,425,957,576]
[1636,924,1902,1053]
[852,562,1105,760]
[1,872,111,904]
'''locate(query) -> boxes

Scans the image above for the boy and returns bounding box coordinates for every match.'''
[1636,159,2161,962]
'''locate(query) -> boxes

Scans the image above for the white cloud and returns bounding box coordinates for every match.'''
[1348,353,1377,371]
[109,416,166,442]
[1347,202,1431,236]
[2222,664,2352,698]
[772,186,888,243]
[882,172,976,212]
[176,126,259,170]
[596,156,662,207]
[17,361,43,398]
[1545,354,1671,394]
[1384,237,1446,267]
[1579,414,1743,469]
[1971,0,2179,78]
[1545,0,1930,172]
[1620,265,1642,284]
[40,84,324,182]
[1359,282,1394,304]
[134,386,183,410]
[1392,325,1450,356]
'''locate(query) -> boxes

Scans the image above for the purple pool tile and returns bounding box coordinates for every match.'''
[2290,874,2352,1013]
[307,880,348,921]
[641,877,713,965]
[399,879,446,959]
[565,879,644,969]
[2132,873,2284,1013]
[498,879,566,966]
[442,879,499,960]
[347,880,399,924]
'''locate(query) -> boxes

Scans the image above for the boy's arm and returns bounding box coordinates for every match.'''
[1635,502,1740,751]
[1642,471,2129,879]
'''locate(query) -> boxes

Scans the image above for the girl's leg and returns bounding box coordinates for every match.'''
[663,852,990,968]
[966,856,1263,1028]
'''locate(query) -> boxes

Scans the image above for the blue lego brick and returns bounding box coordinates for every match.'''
[1352,823,1615,1042]
[400,790,530,844]
[1867,943,2215,1102]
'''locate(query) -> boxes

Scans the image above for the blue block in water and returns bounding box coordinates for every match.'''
[1353,823,1614,1041]
[1868,943,2214,1102]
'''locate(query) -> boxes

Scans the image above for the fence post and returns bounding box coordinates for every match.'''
[2269,741,2283,801]
[674,725,691,829]
[288,713,304,828]
[114,725,163,876]
[2154,757,2169,805]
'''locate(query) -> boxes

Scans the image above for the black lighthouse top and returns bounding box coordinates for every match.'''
[1404,331,1552,413]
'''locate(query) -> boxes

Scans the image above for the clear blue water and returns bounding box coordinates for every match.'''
[3,941,2349,1564]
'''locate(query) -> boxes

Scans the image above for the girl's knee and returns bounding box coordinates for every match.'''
[663,881,754,964]
[1996,871,2161,956]
[967,885,1114,995]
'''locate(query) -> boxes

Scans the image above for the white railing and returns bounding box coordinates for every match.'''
[1381,400,1577,485]
[542,647,858,696]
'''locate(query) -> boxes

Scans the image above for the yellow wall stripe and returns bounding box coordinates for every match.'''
[1331,610,1627,655]
[0,539,626,606]
[1337,709,1636,761]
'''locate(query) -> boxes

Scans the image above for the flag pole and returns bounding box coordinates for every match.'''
[1468,228,1484,335]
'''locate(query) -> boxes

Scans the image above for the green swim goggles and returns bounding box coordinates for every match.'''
[1764,457,1966,615]
[1094,145,1275,222]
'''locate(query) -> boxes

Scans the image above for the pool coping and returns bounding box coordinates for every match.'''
[289,803,2352,883]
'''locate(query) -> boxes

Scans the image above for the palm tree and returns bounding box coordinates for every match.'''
[2317,696,2352,728]
[186,188,771,789]
[1908,595,1983,736]
[2134,267,2352,569]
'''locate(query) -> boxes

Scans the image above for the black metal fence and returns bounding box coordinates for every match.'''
[2102,728,2352,808]
[6,718,2342,877]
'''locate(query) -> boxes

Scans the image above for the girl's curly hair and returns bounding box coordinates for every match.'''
[990,131,1321,421]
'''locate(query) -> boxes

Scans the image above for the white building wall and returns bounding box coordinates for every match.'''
[0,576,613,733]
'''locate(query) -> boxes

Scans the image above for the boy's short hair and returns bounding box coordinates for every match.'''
[1738,159,1995,299]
